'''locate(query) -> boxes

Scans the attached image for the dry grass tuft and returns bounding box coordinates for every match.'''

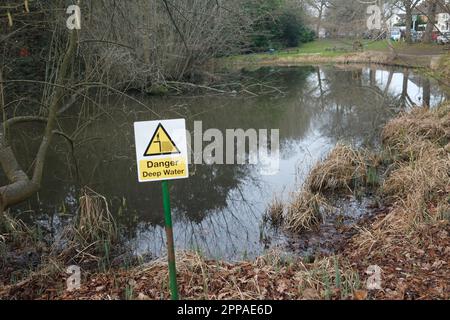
[285,189,331,233]
[0,212,28,238]
[284,106,449,235]
[74,188,117,244]
[382,154,449,203]
[382,107,450,160]
[54,188,118,265]
[380,106,450,229]
[264,197,284,227]
[284,144,377,233]
[306,144,374,194]
[75,188,117,246]
[0,211,34,246]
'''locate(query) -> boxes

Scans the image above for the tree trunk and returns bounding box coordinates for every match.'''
[405,6,413,44]
[0,30,78,211]
[423,0,437,43]
[316,5,323,37]
[0,143,39,209]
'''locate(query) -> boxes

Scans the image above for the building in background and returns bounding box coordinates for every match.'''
[436,11,450,33]
[386,13,404,32]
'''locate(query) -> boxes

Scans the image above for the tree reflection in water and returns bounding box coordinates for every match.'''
[8,65,448,259]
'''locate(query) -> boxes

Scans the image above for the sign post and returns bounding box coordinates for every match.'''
[134,119,189,300]
[161,180,178,300]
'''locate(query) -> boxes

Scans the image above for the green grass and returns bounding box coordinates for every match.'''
[226,39,368,65]
[289,39,350,54]
[224,39,445,66]
[364,40,393,51]
[228,39,354,62]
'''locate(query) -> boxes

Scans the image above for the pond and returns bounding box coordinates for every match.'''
[9,65,448,261]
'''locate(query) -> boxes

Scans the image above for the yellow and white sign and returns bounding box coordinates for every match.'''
[134,119,189,182]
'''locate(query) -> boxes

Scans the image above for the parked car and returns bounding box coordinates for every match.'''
[437,32,450,44]
[390,29,401,41]
[416,31,424,42]
[432,31,439,41]
[411,30,421,43]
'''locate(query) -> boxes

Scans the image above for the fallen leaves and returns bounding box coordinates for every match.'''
[137,293,150,300]
[342,220,450,300]
[302,288,320,300]
[2,216,448,301]
[353,290,368,300]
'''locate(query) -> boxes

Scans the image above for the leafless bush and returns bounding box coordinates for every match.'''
[79,0,254,90]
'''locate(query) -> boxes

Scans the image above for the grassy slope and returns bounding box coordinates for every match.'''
[223,39,446,68]
[226,39,358,64]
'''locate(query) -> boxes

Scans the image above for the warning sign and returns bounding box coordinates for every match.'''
[134,119,189,183]
[144,124,181,157]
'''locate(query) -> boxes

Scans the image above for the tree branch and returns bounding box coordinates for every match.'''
[32,30,78,185]
[4,116,47,127]
[0,29,79,210]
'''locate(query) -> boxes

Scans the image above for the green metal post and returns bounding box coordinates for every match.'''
[161,180,179,300]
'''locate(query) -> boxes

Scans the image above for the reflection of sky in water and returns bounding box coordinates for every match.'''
[132,67,447,260]
[375,69,446,108]
[13,65,447,261]
[132,130,332,260]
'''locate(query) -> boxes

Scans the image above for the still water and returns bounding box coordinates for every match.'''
[10,65,447,260]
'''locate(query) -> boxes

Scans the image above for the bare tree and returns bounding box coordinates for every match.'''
[0,0,267,211]
[323,0,367,38]
[80,0,254,90]
[423,0,438,43]
[306,0,331,36]
[397,0,421,44]
[1,1,79,210]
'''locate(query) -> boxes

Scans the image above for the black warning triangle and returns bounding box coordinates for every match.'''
[144,123,181,157]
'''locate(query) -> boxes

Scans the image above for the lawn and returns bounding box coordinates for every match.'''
[234,39,358,60]
[226,39,446,65]
[226,39,373,64]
